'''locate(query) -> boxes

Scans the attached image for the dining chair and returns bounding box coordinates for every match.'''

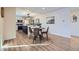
[42,27,49,40]
[29,27,33,39]
[33,28,42,43]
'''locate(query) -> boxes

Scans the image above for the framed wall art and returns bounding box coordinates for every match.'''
[72,15,77,23]
[46,16,55,24]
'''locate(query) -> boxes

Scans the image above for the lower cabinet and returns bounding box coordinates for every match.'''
[22,26,28,34]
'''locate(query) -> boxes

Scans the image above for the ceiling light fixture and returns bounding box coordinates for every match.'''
[42,8,46,10]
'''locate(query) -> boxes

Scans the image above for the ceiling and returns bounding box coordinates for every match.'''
[16,7,62,17]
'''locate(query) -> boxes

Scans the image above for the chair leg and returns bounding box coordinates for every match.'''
[33,38,34,44]
[41,33,44,39]
[33,36,36,44]
[29,34,31,39]
[39,35,42,43]
[46,33,48,40]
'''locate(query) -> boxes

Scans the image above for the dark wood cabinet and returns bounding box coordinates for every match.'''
[17,24,23,30]
[22,26,28,34]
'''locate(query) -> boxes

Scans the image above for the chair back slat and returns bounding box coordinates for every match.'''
[33,28,39,36]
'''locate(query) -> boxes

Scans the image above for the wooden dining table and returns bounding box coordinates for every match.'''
[31,27,45,31]
[31,27,45,34]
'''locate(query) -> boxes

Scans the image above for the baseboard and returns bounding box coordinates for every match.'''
[49,33,71,39]
[4,35,16,40]
[71,35,79,38]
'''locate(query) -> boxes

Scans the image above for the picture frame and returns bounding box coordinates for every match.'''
[46,16,55,24]
[72,15,77,22]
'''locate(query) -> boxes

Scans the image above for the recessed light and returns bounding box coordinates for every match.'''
[27,9,30,12]
[42,8,46,10]
[25,8,29,11]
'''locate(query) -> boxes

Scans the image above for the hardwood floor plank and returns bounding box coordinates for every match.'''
[3,31,71,51]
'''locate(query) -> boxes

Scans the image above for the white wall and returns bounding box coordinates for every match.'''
[43,8,71,38]
[42,8,79,38]
[3,7,16,40]
[0,7,3,47]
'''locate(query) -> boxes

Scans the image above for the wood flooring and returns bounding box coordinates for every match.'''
[3,31,71,51]
[70,35,79,51]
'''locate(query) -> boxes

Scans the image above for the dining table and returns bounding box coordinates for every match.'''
[28,26,45,35]
[31,27,45,31]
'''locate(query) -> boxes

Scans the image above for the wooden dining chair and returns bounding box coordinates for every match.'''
[29,27,33,33]
[29,27,33,39]
[33,28,42,43]
[42,27,49,40]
